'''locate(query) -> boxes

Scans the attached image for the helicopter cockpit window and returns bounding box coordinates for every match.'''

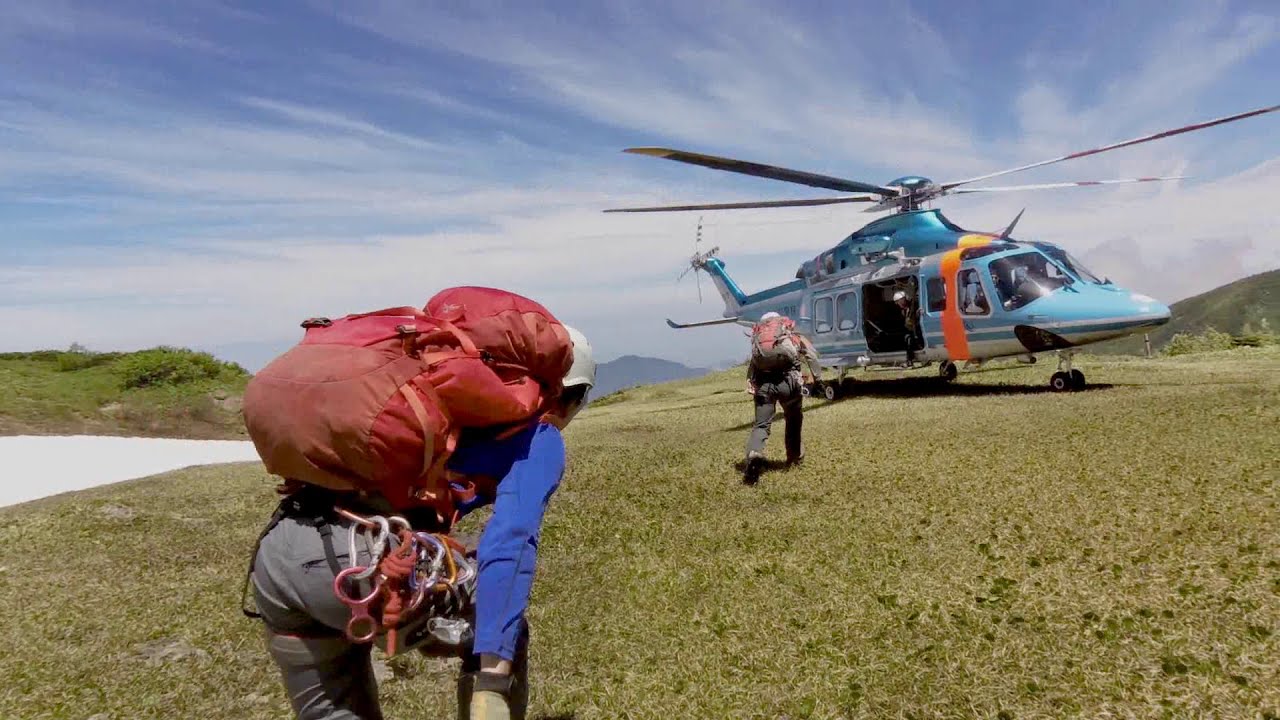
[1035,244,1105,284]
[958,268,989,315]
[988,251,1073,310]
[836,292,857,331]
[814,296,834,333]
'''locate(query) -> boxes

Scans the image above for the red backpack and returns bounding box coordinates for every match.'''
[241,286,574,525]
[750,316,801,374]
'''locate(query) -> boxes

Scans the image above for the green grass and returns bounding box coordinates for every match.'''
[2,347,1278,718]
[0,347,249,438]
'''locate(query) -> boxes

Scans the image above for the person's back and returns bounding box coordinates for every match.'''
[241,291,598,720]
[743,313,808,483]
[749,316,802,380]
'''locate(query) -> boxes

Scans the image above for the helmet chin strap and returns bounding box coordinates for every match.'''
[545,390,589,429]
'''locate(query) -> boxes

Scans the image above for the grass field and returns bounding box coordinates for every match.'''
[2,347,1277,719]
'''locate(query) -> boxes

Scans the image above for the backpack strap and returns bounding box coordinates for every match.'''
[240,486,341,619]
[433,319,480,357]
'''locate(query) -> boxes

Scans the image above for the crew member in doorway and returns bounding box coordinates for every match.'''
[893,289,918,365]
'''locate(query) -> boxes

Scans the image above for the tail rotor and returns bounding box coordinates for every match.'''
[677,216,718,304]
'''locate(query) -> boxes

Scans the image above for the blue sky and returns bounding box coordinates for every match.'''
[2,0,1278,369]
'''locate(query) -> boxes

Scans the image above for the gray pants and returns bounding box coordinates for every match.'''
[249,507,528,719]
[746,375,803,461]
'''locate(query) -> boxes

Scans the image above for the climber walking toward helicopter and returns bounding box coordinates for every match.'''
[743,312,821,484]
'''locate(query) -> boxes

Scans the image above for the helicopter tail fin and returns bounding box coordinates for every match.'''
[697,255,748,317]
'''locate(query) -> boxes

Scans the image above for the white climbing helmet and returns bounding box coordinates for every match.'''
[562,325,596,390]
[892,290,907,302]
[761,311,782,320]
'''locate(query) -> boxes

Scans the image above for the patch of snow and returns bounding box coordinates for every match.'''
[0,435,261,508]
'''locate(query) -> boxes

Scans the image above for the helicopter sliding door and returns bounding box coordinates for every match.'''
[807,287,864,373]
[920,272,947,358]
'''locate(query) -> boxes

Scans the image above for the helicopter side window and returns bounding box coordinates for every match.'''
[959,268,990,316]
[926,277,946,313]
[836,292,858,331]
[988,251,1073,310]
[822,253,836,275]
[813,296,834,333]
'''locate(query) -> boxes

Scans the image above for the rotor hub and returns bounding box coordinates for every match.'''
[887,176,935,191]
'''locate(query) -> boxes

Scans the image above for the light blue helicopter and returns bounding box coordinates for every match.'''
[606,103,1279,395]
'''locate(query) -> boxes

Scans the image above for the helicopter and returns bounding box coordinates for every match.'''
[604,103,1280,396]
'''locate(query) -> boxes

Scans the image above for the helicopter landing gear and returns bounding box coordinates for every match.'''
[807,367,854,401]
[938,360,958,382]
[839,373,857,397]
[804,379,840,401]
[1050,351,1086,392]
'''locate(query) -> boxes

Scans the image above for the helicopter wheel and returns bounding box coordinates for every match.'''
[938,360,958,382]
[1069,369,1086,390]
[822,382,837,401]
[1049,372,1073,392]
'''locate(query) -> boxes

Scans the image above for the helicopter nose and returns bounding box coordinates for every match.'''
[1149,301,1172,326]
[1129,292,1171,326]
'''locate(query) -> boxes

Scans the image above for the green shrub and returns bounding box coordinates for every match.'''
[55,346,123,372]
[1237,318,1278,348]
[1163,327,1243,356]
[115,346,247,389]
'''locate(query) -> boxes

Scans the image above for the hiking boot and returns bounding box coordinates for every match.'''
[786,453,804,468]
[743,452,765,485]
[460,671,520,720]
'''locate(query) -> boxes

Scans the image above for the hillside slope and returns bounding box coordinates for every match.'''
[0,347,249,438]
[2,347,1276,718]
[593,354,709,397]
[1093,268,1279,354]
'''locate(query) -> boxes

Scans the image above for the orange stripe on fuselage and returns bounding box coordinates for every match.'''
[939,234,993,361]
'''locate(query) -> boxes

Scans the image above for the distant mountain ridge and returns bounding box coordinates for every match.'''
[1092,268,1279,354]
[592,355,710,398]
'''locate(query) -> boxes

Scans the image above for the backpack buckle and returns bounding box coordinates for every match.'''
[301,317,332,328]
[397,325,422,357]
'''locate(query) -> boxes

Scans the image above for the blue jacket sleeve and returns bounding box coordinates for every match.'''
[471,422,567,660]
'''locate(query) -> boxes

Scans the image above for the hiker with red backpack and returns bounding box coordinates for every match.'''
[743,311,822,483]
[239,287,597,720]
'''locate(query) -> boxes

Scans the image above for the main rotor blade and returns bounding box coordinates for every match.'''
[603,195,879,213]
[948,176,1187,194]
[941,103,1279,190]
[623,147,899,196]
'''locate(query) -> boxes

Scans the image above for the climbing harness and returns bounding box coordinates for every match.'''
[331,506,478,656]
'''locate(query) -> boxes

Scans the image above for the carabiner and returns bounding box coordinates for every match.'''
[334,566,385,643]
[347,516,391,581]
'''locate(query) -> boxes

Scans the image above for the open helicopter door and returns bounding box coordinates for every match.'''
[860,275,924,362]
